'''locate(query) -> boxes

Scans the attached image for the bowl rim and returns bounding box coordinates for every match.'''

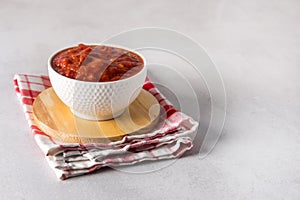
[48,43,147,85]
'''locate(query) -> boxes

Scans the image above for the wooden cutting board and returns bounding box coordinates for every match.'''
[33,88,160,144]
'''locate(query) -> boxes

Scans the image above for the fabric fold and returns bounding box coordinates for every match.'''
[14,74,198,180]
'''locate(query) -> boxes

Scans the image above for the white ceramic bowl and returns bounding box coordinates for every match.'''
[48,44,147,120]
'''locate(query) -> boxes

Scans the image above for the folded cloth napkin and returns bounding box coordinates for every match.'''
[14,74,198,180]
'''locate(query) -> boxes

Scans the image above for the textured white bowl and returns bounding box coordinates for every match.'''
[48,44,147,121]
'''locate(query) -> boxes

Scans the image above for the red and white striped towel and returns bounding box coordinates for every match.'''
[14,74,198,180]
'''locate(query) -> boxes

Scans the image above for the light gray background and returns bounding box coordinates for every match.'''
[0,0,299,199]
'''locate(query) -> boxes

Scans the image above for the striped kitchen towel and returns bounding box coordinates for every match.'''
[14,74,198,180]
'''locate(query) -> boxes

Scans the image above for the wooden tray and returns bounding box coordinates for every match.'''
[33,88,160,144]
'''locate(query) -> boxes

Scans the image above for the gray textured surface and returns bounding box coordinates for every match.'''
[1,0,300,199]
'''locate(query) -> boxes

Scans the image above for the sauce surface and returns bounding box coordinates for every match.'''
[51,44,144,82]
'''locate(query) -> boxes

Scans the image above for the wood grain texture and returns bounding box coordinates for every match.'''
[33,88,160,144]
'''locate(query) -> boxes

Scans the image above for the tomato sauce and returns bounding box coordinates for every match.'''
[51,44,144,82]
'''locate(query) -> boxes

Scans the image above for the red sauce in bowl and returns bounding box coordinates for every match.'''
[51,44,144,82]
